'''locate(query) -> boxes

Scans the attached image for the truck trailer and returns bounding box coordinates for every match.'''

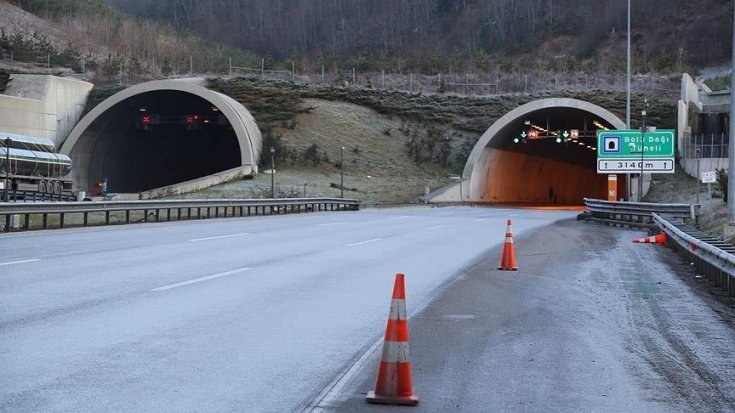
[0,132,73,197]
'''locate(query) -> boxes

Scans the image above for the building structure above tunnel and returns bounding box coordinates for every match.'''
[60,78,262,193]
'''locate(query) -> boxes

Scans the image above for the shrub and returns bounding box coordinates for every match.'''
[716,168,728,202]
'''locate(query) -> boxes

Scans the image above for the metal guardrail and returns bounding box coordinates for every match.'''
[0,197,360,232]
[653,213,735,298]
[583,198,697,229]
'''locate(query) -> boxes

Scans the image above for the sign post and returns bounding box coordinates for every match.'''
[701,170,717,208]
[597,129,675,201]
[607,174,618,201]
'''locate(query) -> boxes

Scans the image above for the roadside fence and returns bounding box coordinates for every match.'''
[0,197,359,232]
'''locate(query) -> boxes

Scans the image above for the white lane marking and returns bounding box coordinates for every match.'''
[426,225,446,230]
[188,233,250,242]
[152,267,251,291]
[345,238,383,247]
[389,215,411,220]
[315,221,346,227]
[0,258,41,267]
[473,218,490,222]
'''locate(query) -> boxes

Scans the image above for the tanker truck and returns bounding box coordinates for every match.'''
[0,132,73,198]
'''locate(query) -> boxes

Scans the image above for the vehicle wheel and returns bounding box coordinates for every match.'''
[38,180,47,193]
[53,181,62,195]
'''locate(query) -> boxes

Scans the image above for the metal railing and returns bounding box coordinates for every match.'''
[0,197,359,232]
[583,198,697,229]
[653,213,735,298]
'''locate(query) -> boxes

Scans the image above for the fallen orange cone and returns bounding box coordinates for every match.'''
[498,219,518,270]
[366,273,419,406]
[632,232,667,246]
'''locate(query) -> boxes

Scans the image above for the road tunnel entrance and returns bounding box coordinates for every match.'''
[61,79,261,195]
[462,98,627,204]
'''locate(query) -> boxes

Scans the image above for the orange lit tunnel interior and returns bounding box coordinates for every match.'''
[479,106,626,204]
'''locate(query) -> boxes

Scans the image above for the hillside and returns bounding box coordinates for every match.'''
[1,0,731,84]
[103,0,732,74]
[0,0,727,219]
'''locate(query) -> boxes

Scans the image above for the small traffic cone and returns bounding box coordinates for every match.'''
[366,273,419,406]
[632,232,667,245]
[498,219,518,270]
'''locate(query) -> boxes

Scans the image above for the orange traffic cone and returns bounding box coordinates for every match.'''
[632,232,667,245]
[366,273,419,406]
[498,219,518,270]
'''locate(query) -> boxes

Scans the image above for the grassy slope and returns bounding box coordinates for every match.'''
[178,98,455,205]
[183,77,679,205]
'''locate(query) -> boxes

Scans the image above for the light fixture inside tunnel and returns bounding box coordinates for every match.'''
[593,120,609,131]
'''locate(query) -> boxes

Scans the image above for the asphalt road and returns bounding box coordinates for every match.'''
[314,219,735,413]
[0,206,574,412]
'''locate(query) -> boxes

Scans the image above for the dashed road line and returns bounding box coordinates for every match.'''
[152,267,251,291]
[425,225,446,230]
[188,233,250,242]
[0,258,41,267]
[315,221,347,227]
[345,238,383,247]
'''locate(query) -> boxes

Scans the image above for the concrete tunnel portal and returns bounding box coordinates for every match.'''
[60,79,261,194]
[62,85,622,204]
[461,98,627,204]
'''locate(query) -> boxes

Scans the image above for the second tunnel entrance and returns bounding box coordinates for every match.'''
[462,98,627,204]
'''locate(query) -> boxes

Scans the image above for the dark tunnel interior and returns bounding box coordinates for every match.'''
[82,91,240,193]
[478,106,626,203]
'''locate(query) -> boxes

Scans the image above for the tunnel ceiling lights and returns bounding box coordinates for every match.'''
[593,120,609,131]
[516,118,606,151]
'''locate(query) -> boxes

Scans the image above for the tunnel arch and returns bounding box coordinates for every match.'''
[60,78,261,193]
[460,98,626,203]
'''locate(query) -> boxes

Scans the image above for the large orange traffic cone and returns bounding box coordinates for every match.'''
[632,232,667,246]
[498,219,518,270]
[366,273,419,406]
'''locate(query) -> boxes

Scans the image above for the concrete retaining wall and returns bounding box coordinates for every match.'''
[138,165,255,199]
[0,75,93,146]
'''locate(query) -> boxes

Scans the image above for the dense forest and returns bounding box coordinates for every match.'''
[100,0,732,73]
[3,0,733,76]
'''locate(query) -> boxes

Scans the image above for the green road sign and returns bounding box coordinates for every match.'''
[597,129,675,174]
[597,129,675,158]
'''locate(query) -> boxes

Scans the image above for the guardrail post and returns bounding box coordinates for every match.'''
[59,213,65,228]
[42,213,48,229]
[83,212,88,226]
[105,211,110,225]
[155,209,160,222]
[23,213,29,230]
[125,210,130,224]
